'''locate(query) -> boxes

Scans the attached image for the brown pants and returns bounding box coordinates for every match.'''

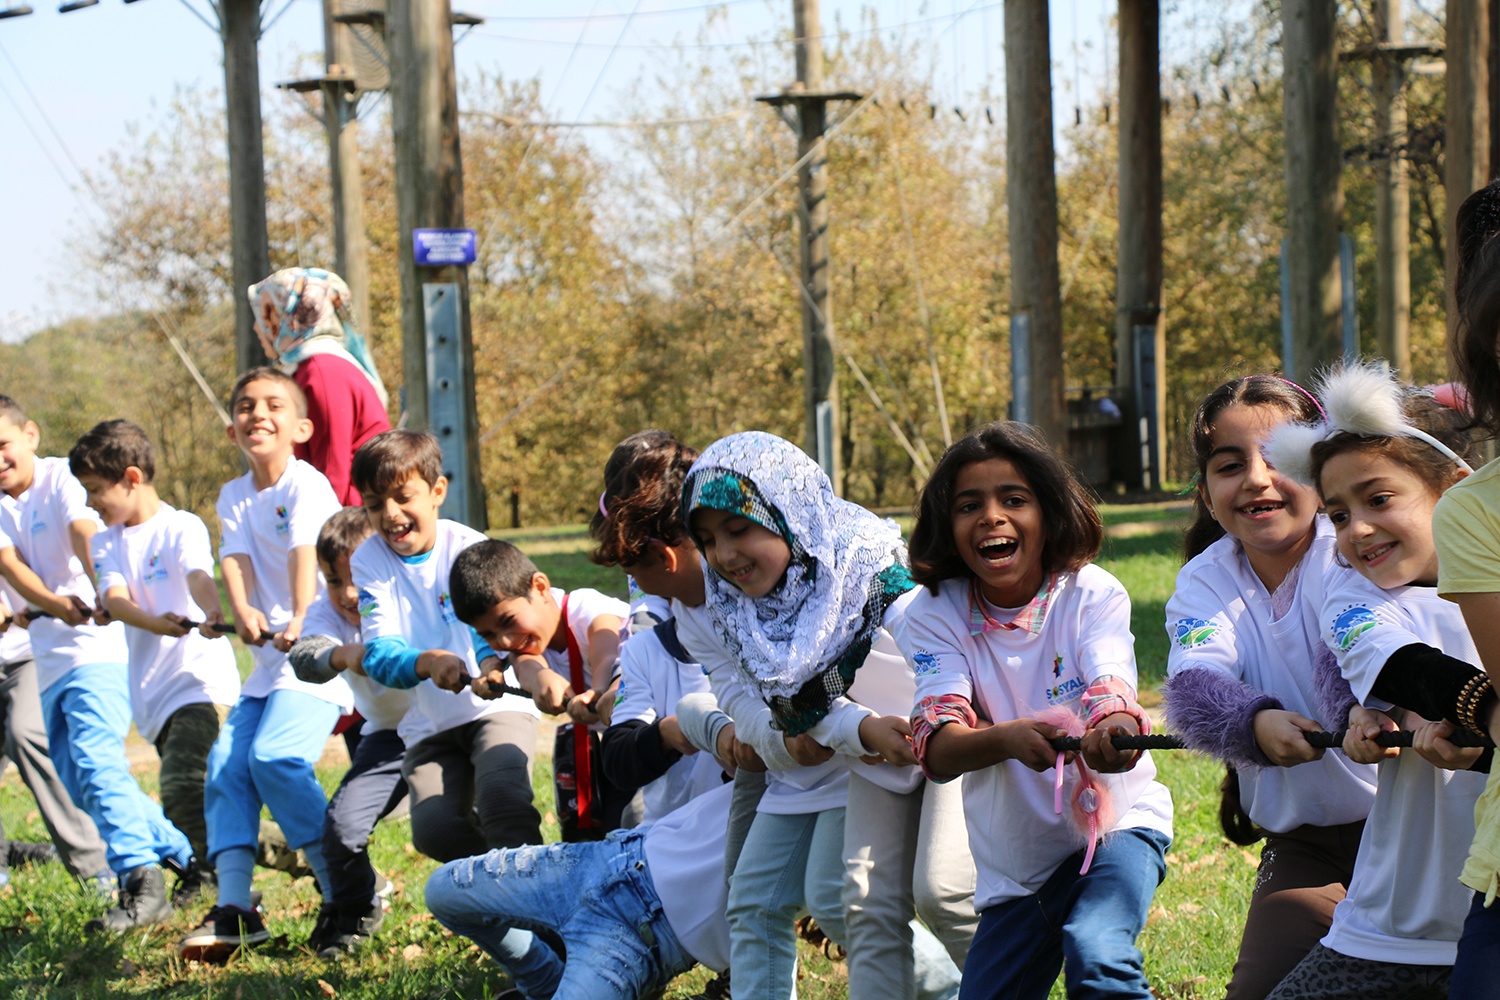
[1226,820,1365,1000]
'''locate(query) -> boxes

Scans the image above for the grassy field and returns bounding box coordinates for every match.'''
[0,516,1254,998]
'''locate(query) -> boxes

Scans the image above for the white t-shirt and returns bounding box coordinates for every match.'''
[902,566,1174,911]
[1165,524,1377,833]
[644,780,734,972]
[0,493,32,665]
[674,598,851,815]
[538,586,632,680]
[0,456,127,691]
[93,504,242,742]
[300,598,410,735]
[1317,571,1486,965]
[216,458,351,710]
[614,620,726,823]
[350,520,537,746]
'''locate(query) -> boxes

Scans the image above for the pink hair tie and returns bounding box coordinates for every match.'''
[598,492,610,518]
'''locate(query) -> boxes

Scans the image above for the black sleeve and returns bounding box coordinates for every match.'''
[600,718,682,791]
[1369,642,1497,732]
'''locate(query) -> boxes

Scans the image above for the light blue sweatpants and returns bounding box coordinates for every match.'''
[204,690,339,859]
[39,663,192,876]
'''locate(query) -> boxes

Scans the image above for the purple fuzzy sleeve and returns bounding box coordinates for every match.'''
[1310,643,1358,732]
[1164,668,1283,769]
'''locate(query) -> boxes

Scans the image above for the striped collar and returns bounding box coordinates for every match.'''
[968,574,1058,636]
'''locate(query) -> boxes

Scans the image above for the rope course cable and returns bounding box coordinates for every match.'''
[469,1,1003,51]
[473,0,768,22]
[461,107,748,128]
[0,40,232,426]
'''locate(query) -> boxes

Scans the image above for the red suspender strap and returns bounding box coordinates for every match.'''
[560,596,595,827]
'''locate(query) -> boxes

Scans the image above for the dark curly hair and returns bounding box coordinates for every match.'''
[589,431,700,567]
[908,421,1101,590]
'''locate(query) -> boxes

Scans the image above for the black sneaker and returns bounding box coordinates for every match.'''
[177,905,270,961]
[85,864,173,933]
[6,841,56,868]
[309,899,384,958]
[170,859,217,910]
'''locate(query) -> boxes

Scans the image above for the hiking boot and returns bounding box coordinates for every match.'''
[170,859,217,910]
[177,904,269,961]
[85,864,172,933]
[6,841,56,868]
[308,899,384,958]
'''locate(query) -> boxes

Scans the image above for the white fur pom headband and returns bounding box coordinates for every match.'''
[1262,361,1474,486]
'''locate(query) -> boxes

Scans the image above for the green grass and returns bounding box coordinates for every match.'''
[0,517,1256,998]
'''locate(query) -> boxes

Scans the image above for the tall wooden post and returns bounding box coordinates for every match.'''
[1116,0,1164,490]
[388,0,487,528]
[792,0,842,491]
[1448,0,1491,364]
[222,0,272,373]
[1281,0,1344,384]
[322,0,370,333]
[1005,0,1067,450]
[1372,0,1411,374]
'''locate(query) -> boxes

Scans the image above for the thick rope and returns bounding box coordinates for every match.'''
[1048,729,1495,752]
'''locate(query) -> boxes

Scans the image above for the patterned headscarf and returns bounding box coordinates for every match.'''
[683,431,913,735]
[247,267,389,407]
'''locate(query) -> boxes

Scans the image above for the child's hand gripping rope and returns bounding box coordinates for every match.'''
[1037,706,1116,876]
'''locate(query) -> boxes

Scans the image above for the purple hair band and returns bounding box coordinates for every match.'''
[599,491,610,518]
[1270,376,1326,420]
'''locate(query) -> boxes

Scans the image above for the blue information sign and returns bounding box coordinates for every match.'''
[413,228,477,265]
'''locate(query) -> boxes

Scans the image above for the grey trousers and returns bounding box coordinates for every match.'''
[402,712,542,862]
[0,658,108,878]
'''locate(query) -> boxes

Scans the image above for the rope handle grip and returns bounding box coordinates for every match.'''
[18,611,268,642]
[485,679,534,700]
[1048,729,1494,752]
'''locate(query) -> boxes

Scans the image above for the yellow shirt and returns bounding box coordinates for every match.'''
[1434,456,1500,903]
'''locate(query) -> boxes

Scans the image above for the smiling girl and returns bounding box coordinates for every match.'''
[678,431,964,1000]
[901,421,1172,1000]
[1251,363,1486,1000]
[1163,376,1377,1000]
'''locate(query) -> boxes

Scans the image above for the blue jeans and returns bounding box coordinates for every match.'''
[204,690,339,858]
[727,807,848,1000]
[40,663,192,876]
[1450,891,1500,1000]
[960,827,1171,1000]
[425,829,693,1000]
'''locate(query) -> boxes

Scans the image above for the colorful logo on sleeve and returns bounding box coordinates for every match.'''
[912,651,941,675]
[357,589,378,618]
[143,552,168,585]
[1174,618,1220,648]
[274,505,290,537]
[438,591,458,626]
[1331,606,1379,651]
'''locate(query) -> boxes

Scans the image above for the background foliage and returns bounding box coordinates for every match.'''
[1,0,1455,527]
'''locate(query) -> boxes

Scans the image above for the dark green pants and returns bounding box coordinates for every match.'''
[153,702,230,863]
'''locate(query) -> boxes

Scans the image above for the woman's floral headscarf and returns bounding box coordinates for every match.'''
[683,431,912,735]
[248,267,388,407]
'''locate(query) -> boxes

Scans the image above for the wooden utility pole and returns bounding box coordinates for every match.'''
[756,0,859,492]
[1281,0,1343,384]
[223,0,272,373]
[1448,0,1490,364]
[1115,0,1164,490]
[322,0,370,333]
[1372,0,1411,374]
[388,0,487,528]
[1005,0,1067,450]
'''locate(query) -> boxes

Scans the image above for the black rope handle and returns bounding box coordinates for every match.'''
[485,679,534,700]
[21,611,268,641]
[1048,729,1495,752]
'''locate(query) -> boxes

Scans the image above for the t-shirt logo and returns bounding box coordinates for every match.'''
[1052,654,1063,678]
[1174,618,1219,648]
[438,591,458,626]
[274,505,290,537]
[1046,676,1086,705]
[357,588,378,618]
[28,513,44,536]
[1331,606,1378,651]
[143,552,168,585]
[912,651,940,675]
